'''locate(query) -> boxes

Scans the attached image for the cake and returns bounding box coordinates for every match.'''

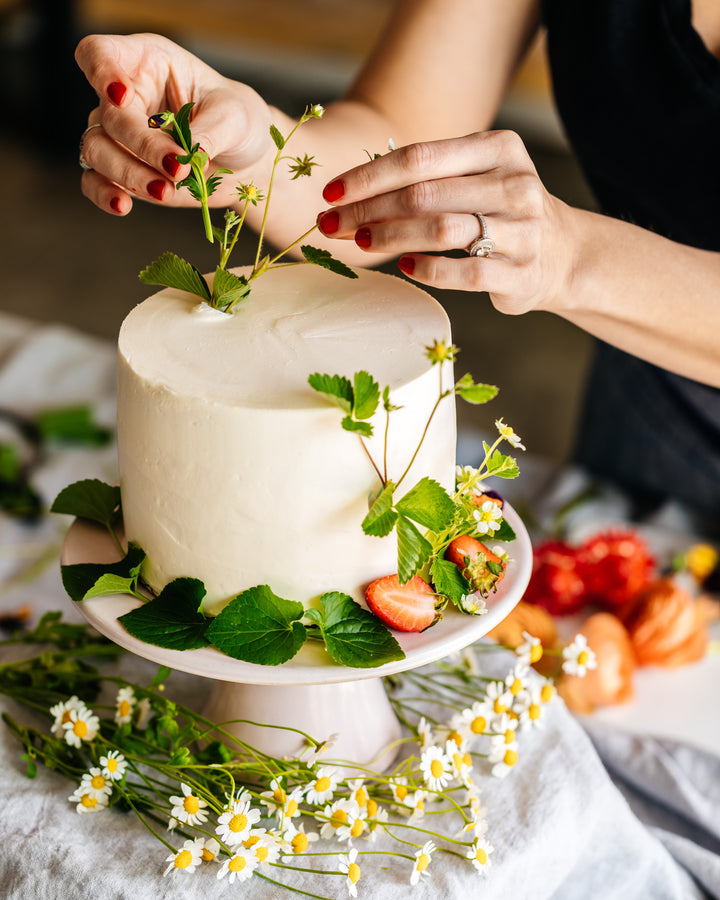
[117,264,456,616]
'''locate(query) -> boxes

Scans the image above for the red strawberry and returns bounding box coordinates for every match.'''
[471,490,504,510]
[446,535,506,596]
[524,540,587,616]
[365,575,440,633]
[577,530,656,610]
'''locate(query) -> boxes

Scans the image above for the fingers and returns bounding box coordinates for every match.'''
[398,253,519,297]
[75,35,136,109]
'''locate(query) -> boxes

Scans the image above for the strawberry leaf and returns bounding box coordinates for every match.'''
[300,245,358,279]
[206,585,306,665]
[455,374,499,405]
[492,518,516,541]
[270,124,286,150]
[139,252,212,303]
[341,416,373,437]
[395,477,455,531]
[212,267,250,311]
[361,482,397,537]
[431,557,471,602]
[352,371,380,420]
[308,373,353,413]
[61,543,146,602]
[309,592,404,668]
[396,515,433,583]
[485,450,520,479]
[119,577,210,650]
[51,479,121,530]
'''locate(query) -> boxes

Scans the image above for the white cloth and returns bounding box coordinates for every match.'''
[0,316,718,899]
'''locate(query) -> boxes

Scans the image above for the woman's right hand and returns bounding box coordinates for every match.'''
[75,34,273,215]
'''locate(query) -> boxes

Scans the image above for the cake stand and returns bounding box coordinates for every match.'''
[61,505,532,771]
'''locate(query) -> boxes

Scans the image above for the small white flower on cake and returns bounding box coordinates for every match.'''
[50,696,87,739]
[79,767,112,801]
[516,630,544,666]
[68,784,109,814]
[319,798,363,841]
[281,821,319,855]
[169,782,209,826]
[164,839,203,877]
[459,593,488,615]
[243,829,281,871]
[99,750,127,781]
[216,845,258,884]
[495,418,526,450]
[466,838,494,873]
[114,686,136,725]
[62,706,99,748]
[410,840,436,885]
[303,766,340,805]
[215,797,261,846]
[562,634,597,677]
[473,500,503,535]
[338,847,362,897]
[420,745,453,792]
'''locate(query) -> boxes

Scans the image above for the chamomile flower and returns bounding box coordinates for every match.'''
[446,739,474,789]
[452,700,493,742]
[473,500,503,535]
[485,680,513,719]
[458,808,489,839]
[50,696,87,739]
[562,634,597,677]
[79,767,112,800]
[467,838,494,873]
[217,846,258,884]
[99,750,127,781]
[388,777,411,804]
[114,686,136,725]
[488,739,520,779]
[303,766,340,805]
[169,782,209,826]
[164,839,203,877]
[243,829,281,871]
[505,663,530,699]
[62,706,99,748]
[338,847,362,897]
[282,821,320,855]
[68,784,109,814]
[416,717,435,749]
[515,684,548,730]
[364,802,388,841]
[495,418,525,450]
[420,745,453,792]
[516,630,544,666]
[489,714,519,753]
[300,733,339,766]
[319,798,364,841]
[347,779,370,810]
[197,838,221,864]
[260,779,303,826]
[215,797,261,846]
[406,789,428,824]
[410,840,436,886]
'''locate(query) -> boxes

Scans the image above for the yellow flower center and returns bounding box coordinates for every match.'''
[314,776,331,792]
[350,819,365,838]
[348,862,361,884]
[577,650,589,666]
[540,684,555,703]
[273,787,286,804]
[447,730,463,746]
[183,796,200,815]
[416,853,430,872]
[415,799,425,812]
[471,716,487,735]
[256,846,269,862]
[462,753,472,767]
[80,794,97,809]
[475,847,488,865]
[228,813,248,833]
[201,848,215,862]
[366,799,378,817]
[73,720,88,738]
[286,799,298,817]
[106,758,118,772]
[331,809,348,828]
[529,704,541,721]
[395,785,408,801]
[355,787,368,807]
[90,774,106,790]
[174,850,193,869]
[292,833,309,853]
[228,856,246,873]
[504,729,516,745]
[118,699,131,717]
[503,749,519,767]
[452,753,464,770]
[510,678,523,696]
[493,698,507,715]
[244,836,260,848]
[430,759,445,779]
[530,644,543,663]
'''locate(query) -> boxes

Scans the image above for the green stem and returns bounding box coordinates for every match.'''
[395,390,451,492]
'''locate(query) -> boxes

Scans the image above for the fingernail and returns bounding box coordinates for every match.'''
[398,256,415,276]
[147,180,166,201]
[162,153,181,177]
[110,197,122,213]
[355,228,372,249]
[323,180,345,203]
[318,210,340,235]
[107,81,127,106]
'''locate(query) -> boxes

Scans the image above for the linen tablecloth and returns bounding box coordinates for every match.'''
[0,315,718,899]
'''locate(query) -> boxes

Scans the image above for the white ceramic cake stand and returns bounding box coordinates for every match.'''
[61,505,532,771]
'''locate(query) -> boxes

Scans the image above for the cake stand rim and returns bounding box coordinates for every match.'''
[61,503,532,686]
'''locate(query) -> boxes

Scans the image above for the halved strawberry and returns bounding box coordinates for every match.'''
[446,535,506,596]
[365,575,440,633]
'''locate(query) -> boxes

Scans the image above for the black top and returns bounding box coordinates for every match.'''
[542,0,720,516]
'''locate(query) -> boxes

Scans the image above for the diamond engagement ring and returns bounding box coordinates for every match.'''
[78,122,104,171]
[466,212,495,258]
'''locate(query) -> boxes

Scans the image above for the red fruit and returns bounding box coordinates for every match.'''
[578,530,656,609]
[524,540,587,616]
[446,535,506,596]
[471,490,504,510]
[365,575,439,632]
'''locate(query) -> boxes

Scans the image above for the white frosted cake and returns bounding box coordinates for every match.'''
[117,265,456,615]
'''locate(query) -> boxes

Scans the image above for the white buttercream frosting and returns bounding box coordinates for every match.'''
[117,264,456,614]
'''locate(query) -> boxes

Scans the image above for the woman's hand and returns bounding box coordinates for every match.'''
[75,34,273,216]
[316,130,575,315]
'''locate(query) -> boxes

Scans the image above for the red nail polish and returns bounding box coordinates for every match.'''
[162,153,181,177]
[398,256,415,276]
[107,81,127,106]
[147,180,166,201]
[323,180,345,203]
[355,228,372,249]
[318,210,340,235]
[110,197,122,213]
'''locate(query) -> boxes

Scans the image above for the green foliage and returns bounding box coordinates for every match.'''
[35,405,112,447]
[120,578,210,650]
[395,477,455,532]
[307,373,353,413]
[300,246,359,279]
[211,267,250,311]
[50,479,121,530]
[60,544,146,602]
[139,252,212,302]
[396,516,433,583]
[454,374,499,405]
[361,483,397,537]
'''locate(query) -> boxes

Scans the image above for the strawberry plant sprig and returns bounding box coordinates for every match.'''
[140,102,356,313]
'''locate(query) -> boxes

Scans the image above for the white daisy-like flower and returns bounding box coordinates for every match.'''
[446,739,474,789]
[282,821,320,855]
[216,845,258,884]
[347,779,370,810]
[410,840,436,886]
[62,706,100,748]
[215,797,261,846]
[243,829,281,872]
[467,838,494,873]
[488,739,520,779]
[504,663,530,699]
[364,802,388,842]
[339,847,362,897]
[458,808,489,839]
[539,678,557,705]
[489,714,519,754]
[406,789,428,824]
[260,779,304,826]
[416,717,435,749]
[79,767,113,800]
[485,680,513,719]
[388,777,411,805]
[455,464,479,492]
[134,697,153,729]
[50,696,87,739]
[114,686,136,726]
[197,837,221,864]
[495,418,526,450]
[319,798,362,841]
[164,839,203,877]
[515,684,548,731]
[299,733,339,766]
[562,634,598,677]
[452,700,493,743]
[458,593,488,615]
[473,500,503,535]
[169,782,209,826]
[419,745,453,792]
[99,750,127,781]
[303,766,340,805]
[68,784,109,814]
[516,630,544,667]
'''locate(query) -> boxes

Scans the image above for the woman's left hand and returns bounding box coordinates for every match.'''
[316,130,575,316]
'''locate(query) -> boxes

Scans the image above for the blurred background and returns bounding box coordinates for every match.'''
[0,0,597,463]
